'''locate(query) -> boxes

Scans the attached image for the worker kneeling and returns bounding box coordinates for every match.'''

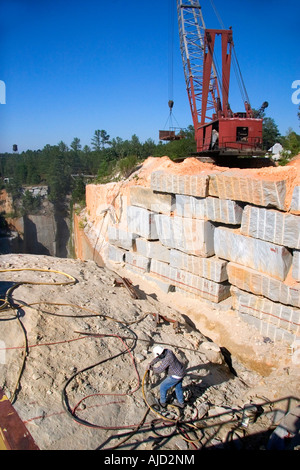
[147,346,186,409]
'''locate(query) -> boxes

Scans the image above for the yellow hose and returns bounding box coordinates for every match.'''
[0,267,76,285]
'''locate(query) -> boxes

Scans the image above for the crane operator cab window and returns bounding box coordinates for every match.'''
[236,126,248,142]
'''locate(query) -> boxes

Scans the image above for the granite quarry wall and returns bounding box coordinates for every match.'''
[0,188,71,258]
[74,156,300,347]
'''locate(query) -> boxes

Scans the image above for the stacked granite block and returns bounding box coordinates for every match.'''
[290,186,300,214]
[214,226,292,281]
[240,205,300,249]
[208,170,287,210]
[176,194,243,224]
[151,171,209,197]
[154,214,215,256]
[105,169,300,345]
[149,259,230,303]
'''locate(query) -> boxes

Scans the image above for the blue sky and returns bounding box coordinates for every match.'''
[0,0,299,153]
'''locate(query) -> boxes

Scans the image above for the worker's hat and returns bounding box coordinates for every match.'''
[153,346,164,357]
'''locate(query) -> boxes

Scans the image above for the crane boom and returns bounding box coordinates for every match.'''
[177,1,219,127]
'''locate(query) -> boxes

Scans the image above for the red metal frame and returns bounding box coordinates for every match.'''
[176,1,263,155]
[196,117,263,153]
[0,388,39,450]
[195,28,263,154]
[202,29,233,123]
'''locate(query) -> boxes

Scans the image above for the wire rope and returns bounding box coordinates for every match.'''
[208,0,251,109]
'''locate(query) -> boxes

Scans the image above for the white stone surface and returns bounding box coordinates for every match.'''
[241,205,300,249]
[214,227,292,281]
[170,249,228,282]
[127,206,158,240]
[154,214,215,257]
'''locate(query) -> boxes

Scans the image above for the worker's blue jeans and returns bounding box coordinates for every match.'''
[160,376,184,405]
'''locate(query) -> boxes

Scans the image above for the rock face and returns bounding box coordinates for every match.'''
[0,191,71,258]
[74,156,300,347]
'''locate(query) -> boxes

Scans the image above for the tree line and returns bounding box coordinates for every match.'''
[0,127,196,208]
[0,119,299,211]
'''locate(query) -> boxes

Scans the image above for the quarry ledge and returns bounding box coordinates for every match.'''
[104,261,293,378]
[75,156,300,363]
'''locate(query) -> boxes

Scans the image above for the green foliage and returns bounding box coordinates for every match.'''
[154,125,196,160]
[20,190,42,215]
[262,117,280,150]
[279,128,300,158]
[47,153,70,203]
[118,155,138,177]
[71,176,86,205]
[91,130,110,151]
[3,121,296,209]
[0,212,8,231]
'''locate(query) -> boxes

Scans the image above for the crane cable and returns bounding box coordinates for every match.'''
[208,0,251,108]
[163,0,182,133]
[168,0,175,105]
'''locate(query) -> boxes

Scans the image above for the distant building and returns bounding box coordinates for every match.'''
[268,142,287,161]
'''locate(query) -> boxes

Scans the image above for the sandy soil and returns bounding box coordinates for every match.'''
[0,253,299,451]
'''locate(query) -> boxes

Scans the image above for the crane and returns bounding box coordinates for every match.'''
[160,0,267,161]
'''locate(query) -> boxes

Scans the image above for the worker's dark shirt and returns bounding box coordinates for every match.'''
[150,349,186,378]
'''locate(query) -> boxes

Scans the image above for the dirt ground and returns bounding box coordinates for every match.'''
[0,253,299,451]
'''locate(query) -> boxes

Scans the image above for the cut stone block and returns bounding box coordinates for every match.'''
[175,195,206,219]
[129,186,174,215]
[227,262,300,308]
[206,197,243,225]
[150,258,177,282]
[241,205,300,249]
[209,170,287,211]
[108,244,126,263]
[154,214,215,256]
[290,186,300,214]
[214,227,292,281]
[151,171,209,197]
[150,259,230,303]
[108,225,139,250]
[176,194,243,225]
[144,273,175,293]
[125,251,151,273]
[127,206,158,240]
[176,194,243,224]
[231,287,300,343]
[135,237,170,263]
[170,249,228,282]
[172,269,230,303]
[292,250,300,281]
